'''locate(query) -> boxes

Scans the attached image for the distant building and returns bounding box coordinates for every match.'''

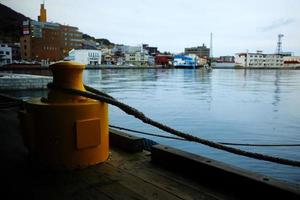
[148,56,155,66]
[82,39,99,50]
[111,44,149,66]
[101,47,112,56]
[20,21,62,61]
[111,44,127,55]
[67,49,101,65]
[185,44,210,58]
[110,44,157,66]
[142,44,158,56]
[198,57,208,66]
[112,44,141,55]
[279,52,293,57]
[8,43,21,61]
[60,25,82,56]
[155,54,172,66]
[283,56,300,68]
[0,43,12,66]
[219,56,235,63]
[125,51,148,66]
[235,51,287,67]
[38,3,47,22]
[20,3,82,62]
[127,46,143,54]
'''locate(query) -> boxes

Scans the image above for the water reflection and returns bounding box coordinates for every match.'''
[272,70,280,112]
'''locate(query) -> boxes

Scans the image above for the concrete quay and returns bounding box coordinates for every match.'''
[0,73,52,90]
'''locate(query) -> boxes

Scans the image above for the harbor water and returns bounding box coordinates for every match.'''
[4,68,300,186]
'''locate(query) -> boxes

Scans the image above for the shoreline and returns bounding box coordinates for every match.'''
[0,65,299,71]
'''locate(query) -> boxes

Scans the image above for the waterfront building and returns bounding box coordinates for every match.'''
[0,43,12,66]
[115,56,125,65]
[60,25,82,56]
[185,44,210,58]
[20,21,61,62]
[111,44,149,66]
[111,44,126,55]
[155,54,173,66]
[212,56,235,68]
[67,49,101,65]
[283,56,300,67]
[101,47,116,64]
[199,57,208,66]
[147,56,155,66]
[110,44,158,66]
[125,51,148,66]
[8,43,21,61]
[101,47,112,56]
[219,56,235,63]
[20,3,82,62]
[235,51,287,67]
[127,46,143,54]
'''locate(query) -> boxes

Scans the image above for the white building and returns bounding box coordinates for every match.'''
[67,49,101,65]
[0,43,12,66]
[125,51,148,66]
[235,51,285,67]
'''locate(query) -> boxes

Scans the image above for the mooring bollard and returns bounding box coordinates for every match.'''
[21,61,109,169]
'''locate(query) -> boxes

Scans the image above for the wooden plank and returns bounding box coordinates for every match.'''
[107,148,233,200]
[109,128,143,153]
[151,144,300,200]
[94,163,185,200]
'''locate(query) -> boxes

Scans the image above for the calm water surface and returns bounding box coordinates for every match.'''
[6,69,300,185]
[84,68,300,186]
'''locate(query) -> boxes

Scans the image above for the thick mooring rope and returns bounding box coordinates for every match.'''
[47,83,300,167]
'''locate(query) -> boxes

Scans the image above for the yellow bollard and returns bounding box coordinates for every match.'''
[21,61,109,169]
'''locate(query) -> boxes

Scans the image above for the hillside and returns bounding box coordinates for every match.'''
[0,3,28,43]
[0,3,114,47]
[83,33,114,47]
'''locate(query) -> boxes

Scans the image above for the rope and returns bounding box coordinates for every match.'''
[219,142,300,147]
[47,83,300,167]
[109,125,186,141]
[110,124,300,147]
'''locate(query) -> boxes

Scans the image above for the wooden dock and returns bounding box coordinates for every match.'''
[0,94,299,199]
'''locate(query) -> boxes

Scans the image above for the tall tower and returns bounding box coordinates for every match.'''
[38,1,47,22]
[210,32,213,58]
[276,34,284,54]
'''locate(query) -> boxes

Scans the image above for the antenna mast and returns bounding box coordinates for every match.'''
[276,34,284,54]
[210,32,213,58]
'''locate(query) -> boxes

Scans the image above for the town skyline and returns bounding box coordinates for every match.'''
[1,0,300,56]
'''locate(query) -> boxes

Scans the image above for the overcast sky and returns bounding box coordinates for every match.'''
[2,0,300,56]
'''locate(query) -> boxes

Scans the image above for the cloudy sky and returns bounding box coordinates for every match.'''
[2,0,300,56]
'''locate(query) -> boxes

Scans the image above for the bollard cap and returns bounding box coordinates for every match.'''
[47,61,87,102]
[50,61,85,70]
